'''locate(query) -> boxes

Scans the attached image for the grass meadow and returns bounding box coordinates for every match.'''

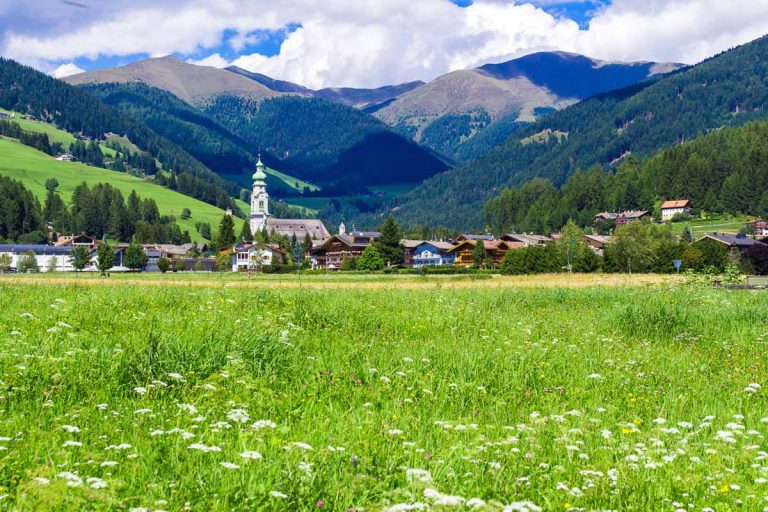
[0,274,767,510]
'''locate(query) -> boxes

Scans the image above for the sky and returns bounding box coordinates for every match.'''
[2,0,768,89]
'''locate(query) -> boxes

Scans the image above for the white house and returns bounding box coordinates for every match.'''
[232,243,288,271]
[661,199,692,221]
[0,245,76,272]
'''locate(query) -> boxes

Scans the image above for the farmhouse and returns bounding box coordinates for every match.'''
[694,234,766,254]
[454,233,495,243]
[661,199,692,221]
[54,233,96,248]
[402,240,423,267]
[309,231,380,269]
[582,234,612,255]
[500,233,553,248]
[412,241,456,268]
[450,239,510,267]
[746,220,768,237]
[248,156,330,241]
[593,210,650,225]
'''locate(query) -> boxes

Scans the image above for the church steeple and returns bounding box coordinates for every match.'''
[249,153,269,235]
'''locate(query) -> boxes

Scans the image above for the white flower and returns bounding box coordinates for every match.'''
[587,373,602,380]
[134,408,153,415]
[219,462,240,470]
[187,443,221,453]
[424,488,465,506]
[291,442,313,451]
[34,477,50,485]
[227,409,250,424]
[240,451,263,460]
[87,477,107,489]
[177,403,198,414]
[503,502,542,512]
[251,420,276,430]
[57,472,83,487]
[387,429,403,436]
[269,491,288,499]
[467,498,486,508]
[100,461,118,467]
[105,443,132,450]
[167,373,186,382]
[62,440,82,447]
[405,468,432,482]
[653,418,666,424]
[60,425,80,433]
[133,386,147,395]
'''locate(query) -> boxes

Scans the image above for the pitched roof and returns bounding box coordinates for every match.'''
[661,199,691,209]
[582,234,611,245]
[618,210,649,219]
[456,233,495,241]
[266,218,330,240]
[401,239,424,249]
[697,234,766,248]
[0,244,73,254]
[416,241,455,251]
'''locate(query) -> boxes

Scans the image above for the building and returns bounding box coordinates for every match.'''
[581,234,612,256]
[616,210,650,225]
[454,233,495,243]
[449,239,510,267]
[54,233,96,248]
[661,200,692,221]
[500,233,553,248]
[0,245,75,271]
[309,231,380,269]
[248,156,330,241]
[694,234,766,253]
[402,240,423,267]
[746,220,768,237]
[232,243,288,271]
[412,241,456,268]
[54,154,76,162]
[593,212,618,223]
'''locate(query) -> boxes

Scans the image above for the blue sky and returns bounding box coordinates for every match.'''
[2,0,767,88]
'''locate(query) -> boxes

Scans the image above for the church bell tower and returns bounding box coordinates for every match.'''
[249,154,269,235]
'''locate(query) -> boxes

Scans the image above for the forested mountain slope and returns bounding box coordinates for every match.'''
[388,35,768,229]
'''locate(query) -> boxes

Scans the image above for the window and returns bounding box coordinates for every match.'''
[259,200,264,209]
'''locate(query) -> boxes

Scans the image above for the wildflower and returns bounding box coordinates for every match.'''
[133,387,147,395]
[34,477,50,485]
[405,468,432,482]
[424,488,465,506]
[292,442,313,451]
[105,443,132,450]
[58,472,84,487]
[744,383,761,394]
[134,408,153,415]
[240,451,263,460]
[387,429,403,436]
[298,461,312,478]
[316,500,326,508]
[587,373,602,380]
[503,501,542,511]
[251,420,276,430]
[227,409,250,424]
[385,503,428,511]
[100,461,118,467]
[61,425,80,433]
[167,373,186,382]
[177,404,198,415]
[87,477,107,489]
[269,491,288,499]
[187,443,221,453]
[219,462,240,470]
[402,357,414,363]
[467,498,486,508]
[62,440,82,447]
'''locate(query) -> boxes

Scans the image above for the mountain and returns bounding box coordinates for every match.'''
[0,57,242,213]
[66,57,447,194]
[382,35,768,229]
[65,55,279,104]
[226,65,424,109]
[374,52,682,162]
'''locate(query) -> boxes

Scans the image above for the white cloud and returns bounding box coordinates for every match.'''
[2,0,768,89]
[51,62,85,78]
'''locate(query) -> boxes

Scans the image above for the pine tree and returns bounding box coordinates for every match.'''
[239,220,253,242]
[375,214,404,266]
[214,214,236,251]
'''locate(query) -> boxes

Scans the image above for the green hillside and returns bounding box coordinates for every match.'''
[387,34,768,229]
[0,137,233,242]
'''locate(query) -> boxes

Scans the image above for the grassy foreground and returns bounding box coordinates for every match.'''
[0,276,766,511]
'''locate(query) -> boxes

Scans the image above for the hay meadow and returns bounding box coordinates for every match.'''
[0,274,767,511]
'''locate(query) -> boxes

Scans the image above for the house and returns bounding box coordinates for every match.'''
[661,200,692,221]
[54,233,96,248]
[616,210,650,225]
[412,241,456,268]
[582,234,612,256]
[232,243,288,271]
[88,245,129,271]
[500,233,554,248]
[309,231,380,269]
[454,233,495,243]
[401,240,423,267]
[449,239,510,268]
[694,234,766,254]
[592,212,618,223]
[54,154,76,162]
[746,220,768,237]
[0,244,75,272]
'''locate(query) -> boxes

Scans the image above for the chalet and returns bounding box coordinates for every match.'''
[592,212,618,223]
[500,233,553,248]
[232,243,288,271]
[694,234,766,254]
[454,233,495,243]
[0,244,75,272]
[309,231,380,269]
[54,233,97,249]
[55,154,76,162]
[581,234,612,255]
[746,220,768,237]
[449,239,510,268]
[412,241,456,268]
[616,210,650,225]
[660,200,692,221]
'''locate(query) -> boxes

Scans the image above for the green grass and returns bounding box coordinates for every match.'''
[0,137,231,242]
[669,215,754,237]
[0,275,766,510]
[368,182,420,197]
[265,167,320,193]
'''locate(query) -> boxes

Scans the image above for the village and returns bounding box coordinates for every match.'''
[2,160,767,274]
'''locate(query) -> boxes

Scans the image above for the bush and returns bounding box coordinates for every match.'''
[262,264,299,274]
[17,251,39,273]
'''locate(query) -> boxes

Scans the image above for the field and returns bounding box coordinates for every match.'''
[670,216,754,237]
[1,273,767,511]
[0,137,232,242]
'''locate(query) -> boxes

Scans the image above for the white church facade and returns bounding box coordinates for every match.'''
[248,157,330,241]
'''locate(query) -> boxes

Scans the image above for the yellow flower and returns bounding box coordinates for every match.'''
[719,484,729,493]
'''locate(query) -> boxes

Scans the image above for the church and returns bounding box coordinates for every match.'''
[248,156,330,241]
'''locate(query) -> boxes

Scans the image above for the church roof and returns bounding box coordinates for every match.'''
[252,156,267,182]
[266,218,330,240]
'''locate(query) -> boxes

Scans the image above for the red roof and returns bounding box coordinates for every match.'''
[661,199,690,209]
